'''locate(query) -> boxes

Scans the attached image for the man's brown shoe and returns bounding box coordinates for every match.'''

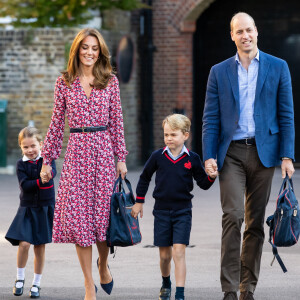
[239,291,254,300]
[223,292,238,300]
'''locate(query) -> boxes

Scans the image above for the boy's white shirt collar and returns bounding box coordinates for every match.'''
[22,151,42,162]
[162,145,190,159]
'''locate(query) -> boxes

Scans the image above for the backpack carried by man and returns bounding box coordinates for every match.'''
[266,175,300,272]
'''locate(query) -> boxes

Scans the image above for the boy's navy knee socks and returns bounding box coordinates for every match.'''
[175,286,184,299]
[162,276,171,289]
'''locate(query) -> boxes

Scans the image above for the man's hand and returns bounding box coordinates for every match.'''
[205,158,218,178]
[131,203,144,219]
[281,159,295,178]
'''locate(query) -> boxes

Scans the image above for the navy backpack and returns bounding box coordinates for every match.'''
[106,176,142,253]
[266,176,300,272]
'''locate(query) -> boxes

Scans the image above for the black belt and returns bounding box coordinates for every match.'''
[70,126,107,133]
[232,137,256,145]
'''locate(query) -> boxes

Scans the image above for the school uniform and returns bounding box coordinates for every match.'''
[136,146,214,246]
[5,154,56,246]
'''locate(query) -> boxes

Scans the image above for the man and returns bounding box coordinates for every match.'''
[202,12,295,300]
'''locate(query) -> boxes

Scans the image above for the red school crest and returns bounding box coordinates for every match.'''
[184,161,192,169]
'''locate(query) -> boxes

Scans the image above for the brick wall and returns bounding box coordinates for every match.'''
[151,0,215,149]
[0,25,139,170]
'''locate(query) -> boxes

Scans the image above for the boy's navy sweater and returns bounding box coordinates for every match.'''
[136,148,214,210]
[17,158,56,207]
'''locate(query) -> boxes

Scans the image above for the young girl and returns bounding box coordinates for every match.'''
[5,127,56,298]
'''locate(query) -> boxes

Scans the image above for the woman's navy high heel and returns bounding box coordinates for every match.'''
[97,257,114,295]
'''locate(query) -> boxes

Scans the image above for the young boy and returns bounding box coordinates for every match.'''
[131,114,217,300]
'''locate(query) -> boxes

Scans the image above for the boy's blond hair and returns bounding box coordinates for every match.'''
[18,126,42,146]
[162,114,191,134]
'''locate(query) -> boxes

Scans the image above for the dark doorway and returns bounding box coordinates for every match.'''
[193,0,300,161]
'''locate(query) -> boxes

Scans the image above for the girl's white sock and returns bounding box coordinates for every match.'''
[32,273,42,290]
[16,267,25,288]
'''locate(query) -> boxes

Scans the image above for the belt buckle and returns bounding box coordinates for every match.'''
[245,138,251,145]
[81,127,87,133]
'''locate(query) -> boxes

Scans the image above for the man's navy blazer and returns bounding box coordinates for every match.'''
[202,50,295,170]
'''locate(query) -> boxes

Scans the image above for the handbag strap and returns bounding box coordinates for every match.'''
[123,177,135,202]
[113,176,124,193]
[112,175,135,203]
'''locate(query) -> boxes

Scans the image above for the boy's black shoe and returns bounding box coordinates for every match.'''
[223,291,238,300]
[159,287,171,300]
[29,285,41,298]
[13,279,25,296]
[239,291,254,300]
[175,297,185,300]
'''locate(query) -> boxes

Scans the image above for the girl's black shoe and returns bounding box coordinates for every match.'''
[29,285,40,298]
[13,279,25,296]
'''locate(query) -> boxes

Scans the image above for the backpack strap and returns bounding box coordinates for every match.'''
[266,215,287,273]
[279,175,288,195]
[287,176,294,191]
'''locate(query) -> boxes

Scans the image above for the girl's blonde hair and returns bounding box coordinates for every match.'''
[62,28,113,89]
[162,114,191,133]
[18,127,42,146]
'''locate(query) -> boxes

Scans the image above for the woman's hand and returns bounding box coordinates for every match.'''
[40,164,52,183]
[116,161,127,179]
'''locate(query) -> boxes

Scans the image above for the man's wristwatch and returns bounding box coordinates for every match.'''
[281,157,292,160]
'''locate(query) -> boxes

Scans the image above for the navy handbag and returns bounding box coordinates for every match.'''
[266,175,300,272]
[106,176,142,252]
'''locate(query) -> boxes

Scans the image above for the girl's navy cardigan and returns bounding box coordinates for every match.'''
[17,158,56,207]
[136,148,215,210]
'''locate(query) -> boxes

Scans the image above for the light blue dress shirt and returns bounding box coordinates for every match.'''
[232,51,259,140]
[162,145,189,160]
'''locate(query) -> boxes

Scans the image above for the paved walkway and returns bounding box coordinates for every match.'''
[1,168,300,299]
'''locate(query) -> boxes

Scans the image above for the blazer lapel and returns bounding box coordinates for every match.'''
[255,51,270,101]
[226,57,240,116]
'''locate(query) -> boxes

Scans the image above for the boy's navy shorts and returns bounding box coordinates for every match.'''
[153,207,192,247]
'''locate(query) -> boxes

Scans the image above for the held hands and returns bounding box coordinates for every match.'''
[281,159,295,178]
[205,158,218,178]
[116,161,127,179]
[131,203,144,219]
[40,164,52,184]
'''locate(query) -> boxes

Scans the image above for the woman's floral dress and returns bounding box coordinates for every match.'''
[41,75,128,247]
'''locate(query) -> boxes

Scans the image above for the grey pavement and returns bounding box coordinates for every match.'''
[1,168,300,299]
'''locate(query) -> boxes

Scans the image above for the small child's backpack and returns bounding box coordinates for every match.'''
[266,175,300,272]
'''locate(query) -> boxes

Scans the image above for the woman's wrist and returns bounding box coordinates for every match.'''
[117,157,126,163]
[42,157,52,165]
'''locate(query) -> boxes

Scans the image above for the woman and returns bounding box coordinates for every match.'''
[41,28,128,300]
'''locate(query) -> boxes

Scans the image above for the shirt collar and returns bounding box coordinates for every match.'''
[162,145,190,156]
[235,49,260,64]
[22,151,42,162]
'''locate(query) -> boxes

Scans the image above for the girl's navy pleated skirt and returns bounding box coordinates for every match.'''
[5,205,55,246]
